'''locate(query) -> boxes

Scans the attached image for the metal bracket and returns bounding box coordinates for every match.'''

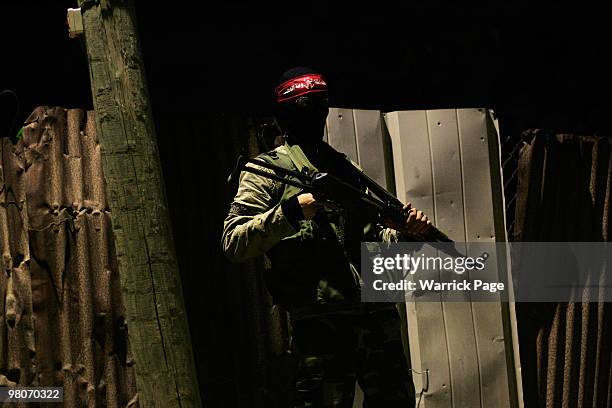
[409,368,430,408]
[409,368,430,392]
[67,8,83,38]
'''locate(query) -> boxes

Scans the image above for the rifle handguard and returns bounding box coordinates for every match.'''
[380,204,453,243]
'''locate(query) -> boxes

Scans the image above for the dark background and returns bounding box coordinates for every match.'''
[2,4,612,131]
[2,3,612,407]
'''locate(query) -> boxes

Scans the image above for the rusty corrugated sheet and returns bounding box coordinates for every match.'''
[0,130,35,390]
[0,106,138,407]
[515,130,612,408]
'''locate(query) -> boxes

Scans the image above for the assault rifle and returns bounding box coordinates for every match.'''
[229,143,463,257]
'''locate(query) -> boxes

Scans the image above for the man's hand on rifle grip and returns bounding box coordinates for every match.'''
[383,202,432,238]
[404,203,432,235]
[297,193,341,220]
[297,193,325,220]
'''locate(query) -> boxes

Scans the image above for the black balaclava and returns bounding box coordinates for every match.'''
[274,67,329,146]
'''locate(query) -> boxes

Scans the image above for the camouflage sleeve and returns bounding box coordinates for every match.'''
[221,163,298,262]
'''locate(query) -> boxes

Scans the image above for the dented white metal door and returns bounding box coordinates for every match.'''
[325,108,523,408]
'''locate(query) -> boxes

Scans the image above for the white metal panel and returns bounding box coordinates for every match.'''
[385,111,453,407]
[326,108,359,163]
[385,109,521,408]
[427,109,482,407]
[326,108,392,189]
[426,110,466,241]
[458,109,522,408]
[385,111,435,218]
[353,109,388,189]
[328,108,520,408]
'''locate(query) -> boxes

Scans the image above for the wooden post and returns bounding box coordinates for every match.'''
[77,1,202,407]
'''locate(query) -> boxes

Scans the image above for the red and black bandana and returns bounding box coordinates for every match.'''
[274,74,328,103]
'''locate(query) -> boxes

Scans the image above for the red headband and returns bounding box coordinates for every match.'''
[275,74,328,103]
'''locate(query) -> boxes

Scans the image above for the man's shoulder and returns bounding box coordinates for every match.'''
[256,145,295,169]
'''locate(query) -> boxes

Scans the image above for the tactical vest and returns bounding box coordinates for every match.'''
[257,144,366,318]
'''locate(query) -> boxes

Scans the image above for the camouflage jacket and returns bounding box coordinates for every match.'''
[222,142,403,318]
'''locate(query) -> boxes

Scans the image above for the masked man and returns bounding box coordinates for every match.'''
[222,67,430,407]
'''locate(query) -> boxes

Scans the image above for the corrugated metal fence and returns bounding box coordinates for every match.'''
[514,130,612,408]
[0,107,137,407]
[3,106,611,408]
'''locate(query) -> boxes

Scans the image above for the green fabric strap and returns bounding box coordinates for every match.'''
[284,143,319,173]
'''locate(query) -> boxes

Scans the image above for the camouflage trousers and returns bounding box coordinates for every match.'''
[290,308,415,408]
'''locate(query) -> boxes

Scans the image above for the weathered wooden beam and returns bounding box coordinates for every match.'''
[77,1,202,407]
